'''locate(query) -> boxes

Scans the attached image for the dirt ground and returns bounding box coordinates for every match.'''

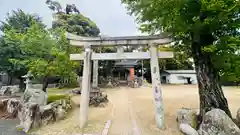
[34,85,240,135]
[33,95,113,135]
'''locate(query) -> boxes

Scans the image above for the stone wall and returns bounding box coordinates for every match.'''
[0,97,72,133]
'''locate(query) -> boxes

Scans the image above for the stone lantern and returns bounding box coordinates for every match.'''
[22,72,33,90]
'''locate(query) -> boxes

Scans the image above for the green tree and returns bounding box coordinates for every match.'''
[158,46,193,70]
[10,23,79,92]
[0,9,45,88]
[0,9,80,91]
[46,0,101,78]
[143,46,193,72]
[46,0,100,36]
[217,37,240,85]
[46,0,62,13]
[1,27,26,84]
[122,0,239,119]
[4,23,78,91]
[0,9,45,33]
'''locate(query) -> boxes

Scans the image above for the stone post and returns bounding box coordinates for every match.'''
[150,45,164,129]
[92,60,99,88]
[80,47,92,129]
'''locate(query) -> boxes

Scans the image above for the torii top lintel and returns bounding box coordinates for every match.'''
[66,32,172,47]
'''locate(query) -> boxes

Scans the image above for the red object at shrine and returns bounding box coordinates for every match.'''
[129,68,135,81]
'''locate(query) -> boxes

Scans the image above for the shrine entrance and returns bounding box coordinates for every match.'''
[67,33,173,129]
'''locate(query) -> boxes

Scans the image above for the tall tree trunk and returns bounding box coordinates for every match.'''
[191,42,232,122]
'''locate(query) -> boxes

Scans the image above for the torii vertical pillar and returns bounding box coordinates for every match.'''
[150,45,164,129]
[80,47,92,129]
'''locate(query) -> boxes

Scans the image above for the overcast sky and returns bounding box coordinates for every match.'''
[0,0,145,36]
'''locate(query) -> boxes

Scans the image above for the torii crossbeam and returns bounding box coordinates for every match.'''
[67,32,173,129]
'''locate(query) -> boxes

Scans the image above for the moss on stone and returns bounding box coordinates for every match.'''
[17,127,23,131]
[191,113,197,129]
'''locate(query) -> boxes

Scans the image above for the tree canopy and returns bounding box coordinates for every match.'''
[0,9,46,85]
[0,9,45,33]
[0,9,80,90]
[46,0,100,36]
[122,0,239,119]
[0,1,102,91]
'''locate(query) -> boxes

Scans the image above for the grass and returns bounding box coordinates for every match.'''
[47,93,70,103]
[48,87,73,92]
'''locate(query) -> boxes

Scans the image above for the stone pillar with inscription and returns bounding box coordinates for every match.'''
[150,45,164,129]
[80,47,92,129]
[92,60,99,88]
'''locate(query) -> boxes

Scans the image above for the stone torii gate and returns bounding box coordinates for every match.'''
[67,32,173,129]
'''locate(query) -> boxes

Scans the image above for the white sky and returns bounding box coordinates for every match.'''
[0,0,147,36]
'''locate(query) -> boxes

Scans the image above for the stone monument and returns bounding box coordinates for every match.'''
[17,72,48,132]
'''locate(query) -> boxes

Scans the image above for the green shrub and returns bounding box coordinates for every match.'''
[47,94,69,103]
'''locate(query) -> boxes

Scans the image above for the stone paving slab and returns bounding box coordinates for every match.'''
[0,119,27,135]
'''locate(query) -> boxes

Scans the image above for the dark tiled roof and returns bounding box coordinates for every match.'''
[114,60,139,67]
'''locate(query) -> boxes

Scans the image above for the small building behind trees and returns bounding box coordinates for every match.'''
[161,70,197,84]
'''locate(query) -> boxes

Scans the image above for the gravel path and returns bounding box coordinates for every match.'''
[31,85,240,135]
[33,95,112,135]
[0,119,27,135]
[108,87,140,135]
